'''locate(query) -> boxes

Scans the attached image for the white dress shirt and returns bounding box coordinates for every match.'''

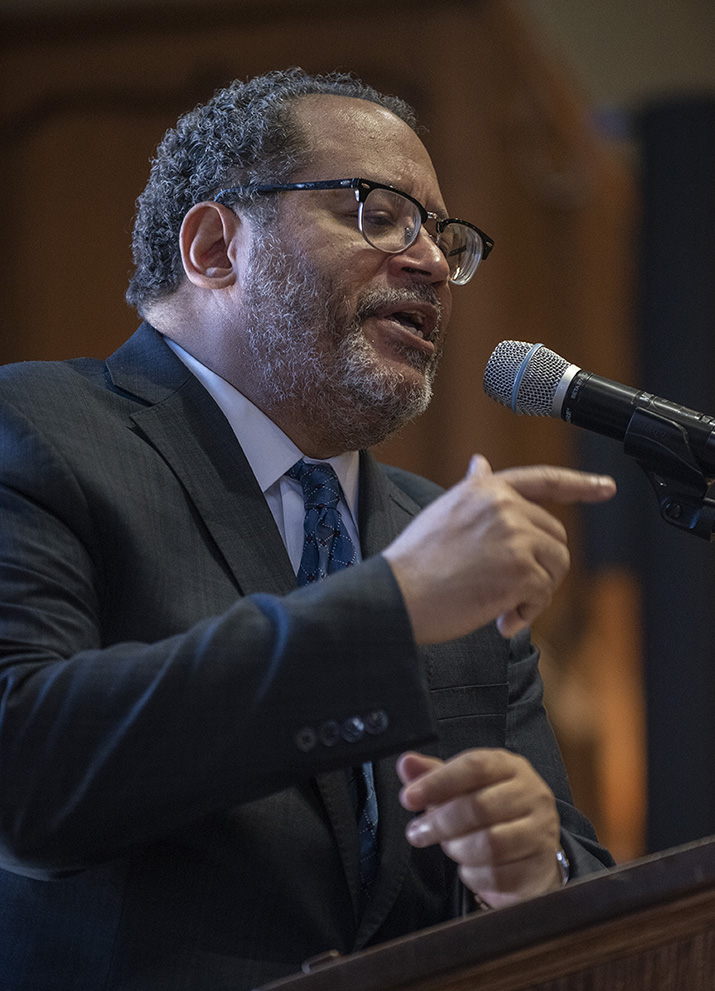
[166,338,362,572]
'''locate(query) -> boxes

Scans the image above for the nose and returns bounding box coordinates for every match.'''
[387,227,451,284]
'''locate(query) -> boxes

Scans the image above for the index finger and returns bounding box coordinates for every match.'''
[496,464,616,505]
[399,748,519,812]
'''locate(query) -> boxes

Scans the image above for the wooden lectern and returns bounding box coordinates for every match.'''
[258,835,715,991]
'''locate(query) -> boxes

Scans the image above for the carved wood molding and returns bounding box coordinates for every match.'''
[0,0,480,47]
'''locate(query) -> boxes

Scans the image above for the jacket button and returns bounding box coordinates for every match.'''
[364,710,389,735]
[318,721,341,747]
[341,716,365,743]
[295,727,316,752]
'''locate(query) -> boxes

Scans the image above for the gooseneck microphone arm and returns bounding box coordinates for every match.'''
[483,341,715,541]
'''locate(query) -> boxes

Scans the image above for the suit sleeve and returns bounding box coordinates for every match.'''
[0,399,437,878]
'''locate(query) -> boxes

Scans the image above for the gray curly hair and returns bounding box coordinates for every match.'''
[126,68,418,314]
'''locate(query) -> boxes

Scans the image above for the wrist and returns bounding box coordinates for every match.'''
[473,847,570,910]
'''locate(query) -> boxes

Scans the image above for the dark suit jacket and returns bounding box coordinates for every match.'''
[0,324,612,990]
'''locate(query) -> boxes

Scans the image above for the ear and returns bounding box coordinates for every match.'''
[179,202,246,289]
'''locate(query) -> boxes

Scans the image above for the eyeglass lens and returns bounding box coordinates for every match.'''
[359,187,482,285]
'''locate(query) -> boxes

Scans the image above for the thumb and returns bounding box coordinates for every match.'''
[467,454,493,479]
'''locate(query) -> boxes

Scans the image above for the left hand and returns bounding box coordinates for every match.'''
[397,749,563,908]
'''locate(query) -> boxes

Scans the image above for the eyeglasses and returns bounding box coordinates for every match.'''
[212,177,494,285]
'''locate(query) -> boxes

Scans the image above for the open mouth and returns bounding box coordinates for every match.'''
[377,304,438,343]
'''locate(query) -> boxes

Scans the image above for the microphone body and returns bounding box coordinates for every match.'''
[484,341,715,478]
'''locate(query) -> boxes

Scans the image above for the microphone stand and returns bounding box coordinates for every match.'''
[624,408,715,540]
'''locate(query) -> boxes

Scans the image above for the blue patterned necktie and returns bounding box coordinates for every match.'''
[286,459,357,581]
[287,459,379,893]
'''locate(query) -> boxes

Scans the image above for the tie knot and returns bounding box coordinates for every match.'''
[287,459,341,511]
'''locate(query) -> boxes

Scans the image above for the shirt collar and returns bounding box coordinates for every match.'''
[164,338,360,515]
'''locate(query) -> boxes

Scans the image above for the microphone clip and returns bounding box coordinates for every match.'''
[624,407,715,540]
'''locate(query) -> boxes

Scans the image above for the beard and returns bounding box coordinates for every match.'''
[235,230,444,452]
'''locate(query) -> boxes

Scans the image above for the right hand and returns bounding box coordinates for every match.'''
[382,455,615,644]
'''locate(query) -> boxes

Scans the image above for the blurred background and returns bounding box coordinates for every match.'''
[2,0,715,864]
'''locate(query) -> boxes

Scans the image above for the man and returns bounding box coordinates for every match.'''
[0,69,615,990]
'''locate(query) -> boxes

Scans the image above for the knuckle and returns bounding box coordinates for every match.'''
[555,518,568,542]
[482,825,508,862]
[468,790,491,824]
[539,788,559,820]
[510,752,532,775]
[499,536,535,576]
[480,497,513,532]
[532,464,568,488]
[452,749,486,784]
[426,806,448,839]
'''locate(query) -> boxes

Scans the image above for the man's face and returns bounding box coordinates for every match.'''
[229,95,454,455]
[237,223,445,454]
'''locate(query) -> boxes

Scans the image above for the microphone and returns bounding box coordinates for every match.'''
[483,341,715,479]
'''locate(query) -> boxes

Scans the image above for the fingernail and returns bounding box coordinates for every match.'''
[405,817,432,846]
[594,474,616,488]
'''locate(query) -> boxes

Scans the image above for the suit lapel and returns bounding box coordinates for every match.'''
[357,451,424,559]
[313,771,363,922]
[355,453,427,943]
[106,323,296,598]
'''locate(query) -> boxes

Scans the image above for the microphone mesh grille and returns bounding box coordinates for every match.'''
[483,341,569,416]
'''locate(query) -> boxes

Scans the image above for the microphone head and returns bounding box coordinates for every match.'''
[483,341,575,416]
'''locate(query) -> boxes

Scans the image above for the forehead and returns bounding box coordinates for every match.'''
[291,95,443,204]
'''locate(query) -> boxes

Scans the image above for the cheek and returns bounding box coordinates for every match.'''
[311,223,388,281]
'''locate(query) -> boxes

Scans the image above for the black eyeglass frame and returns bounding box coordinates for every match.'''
[212,177,494,284]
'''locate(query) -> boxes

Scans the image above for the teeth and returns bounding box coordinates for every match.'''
[381,309,431,341]
[400,311,424,331]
